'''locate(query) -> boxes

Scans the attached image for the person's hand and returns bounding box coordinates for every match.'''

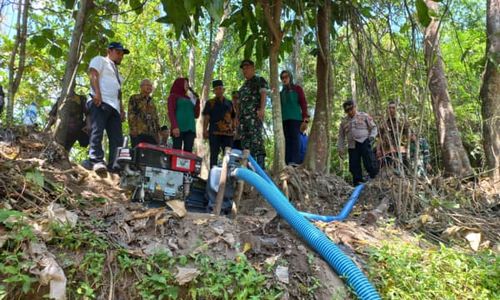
[257,108,265,121]
[172,128,180,138]
[82,124,90,134]
[426,164,432,172]
[203,131,209,139]
[92,93,102,107]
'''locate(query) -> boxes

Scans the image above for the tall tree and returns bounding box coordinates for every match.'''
[422,0,473,177]
[291,27,303,85]
[480,0,500,181]
[7,0,30,125]
[304,0,331,173]
[53,0,92,146]
[195,3,231,175]
[258,0,286,173]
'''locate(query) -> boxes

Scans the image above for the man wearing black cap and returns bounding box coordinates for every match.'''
[238,59,268,168]
[86,42,129,174]
[337,99,378,185]
[202,80,236,167]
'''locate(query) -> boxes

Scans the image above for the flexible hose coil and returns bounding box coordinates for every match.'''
[233,168,381,300]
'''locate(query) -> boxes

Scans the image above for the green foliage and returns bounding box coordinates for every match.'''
[367,240,500,299]
[0,210,37,297]
[416,0,431,27]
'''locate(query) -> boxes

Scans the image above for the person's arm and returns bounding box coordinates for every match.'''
[202,102,210,139]
[295,85,308,120]
[128,96,138,137]
[194,98,201,118]
[88,68,102,107]
[258,78,268,121]
[367,114,378,139]
[167,95,179,137]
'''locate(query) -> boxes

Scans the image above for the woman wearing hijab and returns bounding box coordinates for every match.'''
[280,70,308,165]
[167,77,200,152]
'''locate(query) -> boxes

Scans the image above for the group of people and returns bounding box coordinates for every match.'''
[337,100,432,185]
[45,41,429,183]
[49,42,310,175]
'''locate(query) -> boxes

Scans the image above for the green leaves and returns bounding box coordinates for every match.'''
[26,170,44,187]
[416,0,431,27]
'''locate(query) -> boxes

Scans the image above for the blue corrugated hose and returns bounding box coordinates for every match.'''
[299,184,365,221]
[233,168,381,299]
[248,155,365,222]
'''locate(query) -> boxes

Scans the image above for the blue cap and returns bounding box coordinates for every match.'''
[108,42,130,54]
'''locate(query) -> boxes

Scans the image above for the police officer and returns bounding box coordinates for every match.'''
[337,99,378,185]
[202,80,236,167]
[238,59,268,168]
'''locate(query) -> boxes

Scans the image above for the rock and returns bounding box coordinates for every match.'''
[175,267,200,285]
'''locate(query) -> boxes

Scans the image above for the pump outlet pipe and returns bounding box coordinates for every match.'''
[248,155,365,222]
[233,168,381,300]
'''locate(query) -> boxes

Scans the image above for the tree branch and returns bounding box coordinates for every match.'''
[259,0,282,43]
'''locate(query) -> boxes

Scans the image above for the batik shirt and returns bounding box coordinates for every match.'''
[128,94,160,140]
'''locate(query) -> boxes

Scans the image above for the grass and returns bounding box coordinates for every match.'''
[367,239,500,300]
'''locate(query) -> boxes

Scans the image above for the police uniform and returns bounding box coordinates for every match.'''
[238,75,268,165]
[338,111,378,185]
[128,93,160,147]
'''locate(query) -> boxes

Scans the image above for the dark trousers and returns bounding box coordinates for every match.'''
[283,120,302,165]
[88,102,123,168]
[173,131,195,152]
[131,134,157,148]
[348,139,378,185]
[209,134,233,167]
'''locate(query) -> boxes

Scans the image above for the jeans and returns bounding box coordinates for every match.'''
[283,120,302,165]
[172,130,195,152]
[348,139,378,185]
[209,134,233,167]
[88,102,123,168]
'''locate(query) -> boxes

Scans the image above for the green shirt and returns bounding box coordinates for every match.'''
[280,89,302,121]
[175,97,196,133]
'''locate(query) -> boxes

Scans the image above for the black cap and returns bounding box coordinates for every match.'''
[212,80,224,88]
[342,99,355,111]
[108,42,130,54]
[239,59,254,68]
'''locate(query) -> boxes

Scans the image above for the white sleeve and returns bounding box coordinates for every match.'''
[88,56,104,74]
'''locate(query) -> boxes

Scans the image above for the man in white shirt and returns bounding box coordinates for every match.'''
[87,42,129,174]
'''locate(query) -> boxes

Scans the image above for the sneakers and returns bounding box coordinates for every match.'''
[93,161,107,175]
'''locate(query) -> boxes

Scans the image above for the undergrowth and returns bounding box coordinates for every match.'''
[0,208,283,299]
[367,239,500,300]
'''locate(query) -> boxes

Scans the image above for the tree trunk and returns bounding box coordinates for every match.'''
[7,0,30,126]
[53,0,91,146]
[424,0,473,177]
[188,46,196,86]
[480,0,500,181]
[194,3,230,177]
[304,0,330,173]
[291,27,303,85]
[260,0,285,173]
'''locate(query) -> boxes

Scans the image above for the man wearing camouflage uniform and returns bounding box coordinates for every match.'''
[338,99,378,186]
[238,59,268,168]
[128,79,161,147]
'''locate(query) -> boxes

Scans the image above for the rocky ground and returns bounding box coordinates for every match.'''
[0,127,498,300]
